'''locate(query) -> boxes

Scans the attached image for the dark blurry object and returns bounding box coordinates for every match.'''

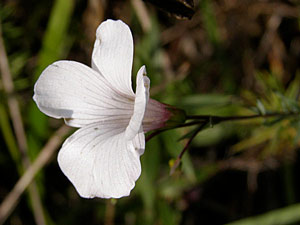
[143,0,195,19]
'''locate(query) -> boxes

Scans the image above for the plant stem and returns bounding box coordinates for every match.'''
[170,122,208,174]
[147,112,299,143]
[186,112,299,123]
[0,125,71,225]
[0,22,46,225]
[146,121,202,142]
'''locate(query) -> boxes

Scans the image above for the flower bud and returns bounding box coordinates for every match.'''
[142,99,186,132]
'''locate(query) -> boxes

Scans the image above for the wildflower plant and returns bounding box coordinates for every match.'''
[31,19,300,200]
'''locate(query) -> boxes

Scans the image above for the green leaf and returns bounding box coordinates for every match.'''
[34,0,75,80]
[285,72,300,100]
[200,0,221,45]
[256,99,266,115]
[178,94,233,108]
[0,103,21,170]
[225,203,300,225]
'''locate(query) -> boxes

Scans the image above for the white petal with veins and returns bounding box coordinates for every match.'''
[58,123,144,198]
[33,60,134,128]
[125,66,149,140]
[92,20,134,96]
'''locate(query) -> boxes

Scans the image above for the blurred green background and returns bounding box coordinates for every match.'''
[0,0,300,224]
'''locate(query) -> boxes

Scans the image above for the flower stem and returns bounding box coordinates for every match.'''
[146,112,299,143]
[146,121,201,142]
[186,112,299,124]
[170,122,208,174]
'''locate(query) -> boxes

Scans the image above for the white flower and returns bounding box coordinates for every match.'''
[33,19,178,199]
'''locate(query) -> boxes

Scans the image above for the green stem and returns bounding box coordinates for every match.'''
[146,121,202,142]
[147,112,299,143]
[186,112,299,123]
[178,122,208,160]
[170,122,208,174]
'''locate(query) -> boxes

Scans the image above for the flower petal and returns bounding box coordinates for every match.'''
[92,19,134,96]
[33,60,134,128]
[125,66,150,140]
[57,123,144,198]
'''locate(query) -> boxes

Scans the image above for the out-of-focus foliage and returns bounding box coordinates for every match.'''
[232,72,300,158]
[0,0,299,225]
